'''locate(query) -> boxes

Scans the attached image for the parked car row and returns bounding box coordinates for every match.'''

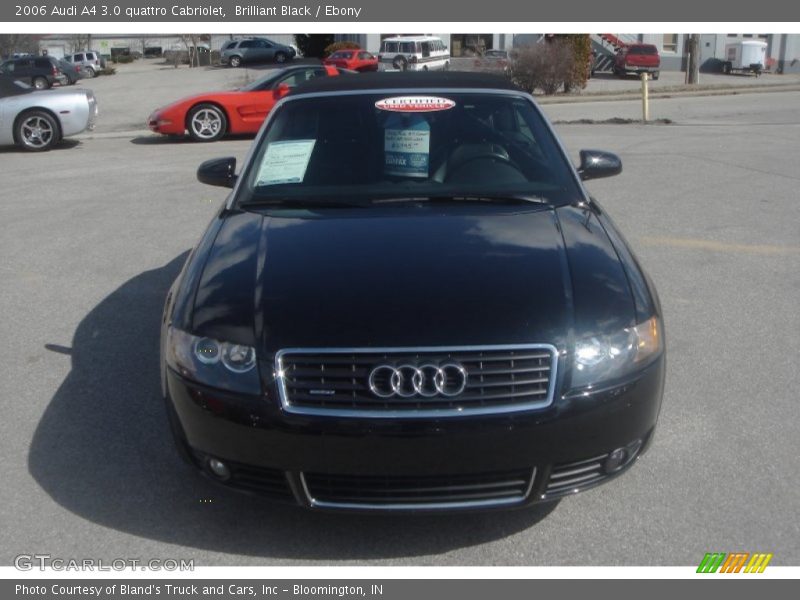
[472,49,512,74]
[0,53,107,89]
[0,56,68,89]
[62,50,107,77]
[0,75,98,151]
[220,37,297,67]
[323,49,378,72]
[613,43,661,79]
[147,64,353,142]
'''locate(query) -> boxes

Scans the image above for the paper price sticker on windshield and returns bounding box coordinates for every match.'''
[384,114,430,178]
[376,96,456,113]
[256,139,316,186]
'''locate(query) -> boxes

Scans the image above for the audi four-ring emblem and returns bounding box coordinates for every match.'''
[368,363,468,399]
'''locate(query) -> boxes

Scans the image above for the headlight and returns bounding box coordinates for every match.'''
[571,316,663,389]
[165,327,260,395]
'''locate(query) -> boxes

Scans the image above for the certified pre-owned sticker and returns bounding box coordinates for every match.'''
[375,96,456,113]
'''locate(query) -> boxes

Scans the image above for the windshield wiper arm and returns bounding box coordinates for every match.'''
[372,195,549,205]
[242,198,366,208]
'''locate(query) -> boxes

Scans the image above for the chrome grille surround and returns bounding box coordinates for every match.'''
[274,344,558,418]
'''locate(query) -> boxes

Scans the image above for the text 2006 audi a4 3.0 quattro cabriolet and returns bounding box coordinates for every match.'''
[161,73,665,512]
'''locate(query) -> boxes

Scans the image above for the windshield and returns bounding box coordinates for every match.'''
[237,92,581,206]
[240,70,286,91]
[380,41,419,54]
[630,45,658,55]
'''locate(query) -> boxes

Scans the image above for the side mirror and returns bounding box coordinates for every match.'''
[197,157,237,188]
[272,82,290,99]
[577,150,622,181]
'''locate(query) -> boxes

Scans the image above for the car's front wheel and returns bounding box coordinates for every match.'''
[32,76,49,89]
[187,103,227,142]
[15,110,60,151]
[274,51,288,64]
[228,55,242,68]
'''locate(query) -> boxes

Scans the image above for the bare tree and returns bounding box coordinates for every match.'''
[179,34,201,68]
[0,34,38,58]
[68,34,91,53]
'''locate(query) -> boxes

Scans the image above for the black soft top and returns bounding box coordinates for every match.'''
[0,74,33,98]
[288,71,524,96]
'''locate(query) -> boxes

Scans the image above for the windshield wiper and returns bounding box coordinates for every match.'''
[371,195,550,205]
[241,198,366,209]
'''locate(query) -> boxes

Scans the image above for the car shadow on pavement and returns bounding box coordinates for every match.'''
[130,135,254,145]
[0,139,82,154]
[28,254,558,562]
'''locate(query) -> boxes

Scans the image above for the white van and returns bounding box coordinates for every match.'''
[378,36,450,72]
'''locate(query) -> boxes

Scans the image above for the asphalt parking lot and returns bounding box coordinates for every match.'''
[1,64,799,566]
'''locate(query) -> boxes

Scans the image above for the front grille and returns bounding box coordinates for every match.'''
[302,468,535,509]
[544,453,610,498]
[226,462,295,500]
[275,344,557,417]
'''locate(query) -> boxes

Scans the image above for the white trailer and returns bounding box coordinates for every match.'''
[723,40,768,76]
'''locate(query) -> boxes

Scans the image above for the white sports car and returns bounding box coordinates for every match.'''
[0,75,98,151]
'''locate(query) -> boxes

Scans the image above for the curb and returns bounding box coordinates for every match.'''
[76,129,163,140]
[536,84,800,104]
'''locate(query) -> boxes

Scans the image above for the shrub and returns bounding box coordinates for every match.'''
[511,41,575,95]
[112,54,135,64]
[510,35,592,95]
[562,34,592,92]
[96,66,116,76]
[323,41,361,57]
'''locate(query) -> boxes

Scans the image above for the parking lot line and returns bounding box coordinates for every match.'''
[638,236,800,255]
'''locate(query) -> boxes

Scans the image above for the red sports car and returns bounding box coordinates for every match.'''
[323,50,379,72]
[147,65,346,142]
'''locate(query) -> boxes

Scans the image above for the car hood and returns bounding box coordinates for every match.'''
[190,204,637,354]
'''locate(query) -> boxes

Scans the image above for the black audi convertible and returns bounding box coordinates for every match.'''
[160,72,665,512]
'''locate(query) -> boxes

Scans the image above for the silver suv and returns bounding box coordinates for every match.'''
[64,51,105,77]
[220,38,296,68]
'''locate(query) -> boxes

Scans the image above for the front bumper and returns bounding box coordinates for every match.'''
[623,65,660,73]
[165,355,664,512]
[147,112,184,135]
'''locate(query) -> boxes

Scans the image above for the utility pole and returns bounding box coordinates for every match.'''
[687,34,700,84]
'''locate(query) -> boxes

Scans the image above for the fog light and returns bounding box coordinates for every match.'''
[604,448,627,473]
[207,458,231,480]
[604,439,643,473]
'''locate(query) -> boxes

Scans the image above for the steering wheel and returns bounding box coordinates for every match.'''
[450,151,517,172]
[445,153,524,184]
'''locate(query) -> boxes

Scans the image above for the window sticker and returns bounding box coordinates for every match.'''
[384,114,430,178]
[255,139,316,186]
[375,96,456,113]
